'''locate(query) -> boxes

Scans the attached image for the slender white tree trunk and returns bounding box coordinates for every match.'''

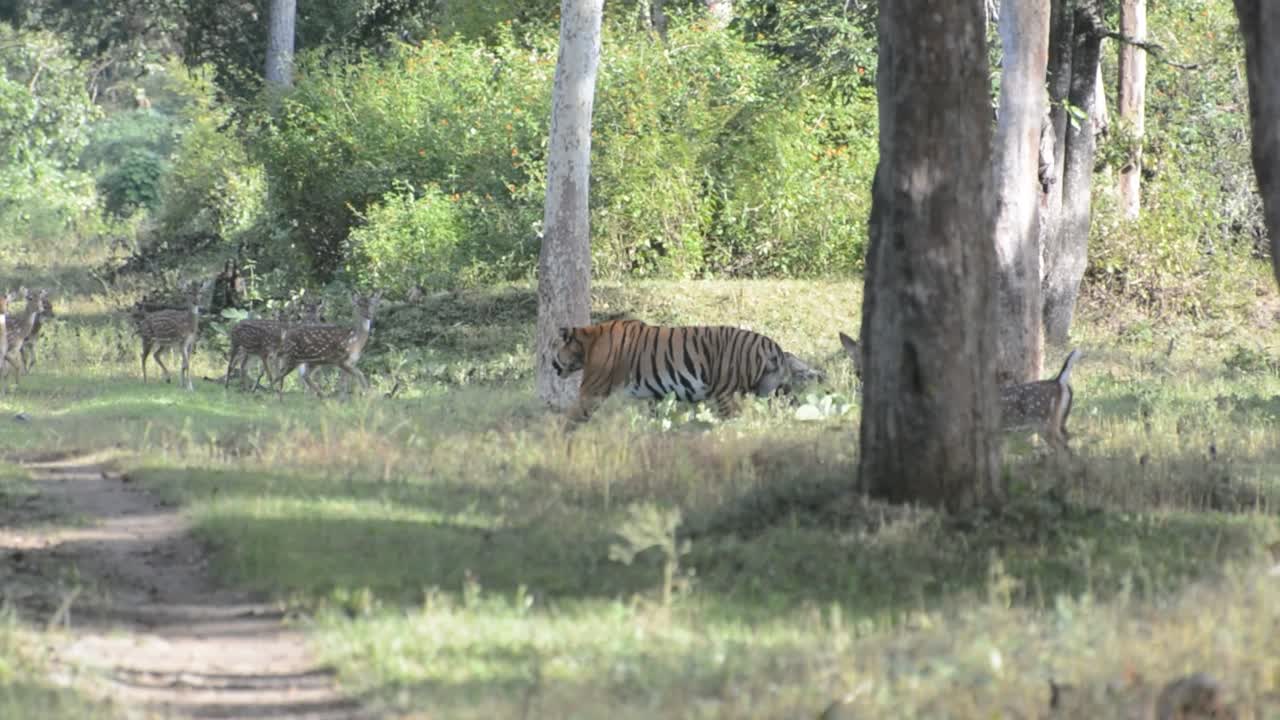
[1232,1,1280,288]
[1117,0,1147,219]
[535,0,604,409]
[705,0,733,29]
[265,0,296,88]
[992,0,1050,384]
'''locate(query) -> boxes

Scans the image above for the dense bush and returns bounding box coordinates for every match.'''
[345,183,469,293]
[82,110,178,218]
[1087,0,1258,313]
[252,19,874,282]
[0,26,101,248]
[151,65,267,251]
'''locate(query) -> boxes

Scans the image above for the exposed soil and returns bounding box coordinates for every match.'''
[1,451,375,719]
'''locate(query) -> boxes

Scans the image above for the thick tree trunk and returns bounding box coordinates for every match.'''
[1043,0,1102,345]
[1117,0,1146,219]
[992,0,1050,385]
[264,0,296,88]
[1039,0,1073,285]
[858,0,1001,512]
[1232,1,1280,288]
[536,0,603,410]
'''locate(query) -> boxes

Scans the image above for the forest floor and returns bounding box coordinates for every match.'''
[1,448,372,719]
[1,260,1279,718]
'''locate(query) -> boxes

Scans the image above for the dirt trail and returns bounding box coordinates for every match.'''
[1,451,375,719]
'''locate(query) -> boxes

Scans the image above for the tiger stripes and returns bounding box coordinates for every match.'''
[552,318,815,421]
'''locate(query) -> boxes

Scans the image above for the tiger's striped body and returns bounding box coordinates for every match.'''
[553,319,817,421]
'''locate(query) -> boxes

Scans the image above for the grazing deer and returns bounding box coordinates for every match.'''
[134,280,210,391]
[2,289,46,387]
[19,290,54,374]
[838,332,1080,450]
[273,292,382,399]
[224,297,324,392]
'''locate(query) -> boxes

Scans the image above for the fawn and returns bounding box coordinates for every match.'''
[224,297,325,392]
[19,290,54,374]
[134,280,210,391]
[838,332,1080,450]
[273,292,382,399]
[2,289,46,387]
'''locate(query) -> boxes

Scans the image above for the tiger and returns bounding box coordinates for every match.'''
[551,318,822,422]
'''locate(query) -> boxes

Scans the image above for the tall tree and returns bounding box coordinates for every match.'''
[264,0,296,88]
[858,0,1001,511]
[1231,1,1280,289]
[705,0,733,29]
[992,0,1050,385]
[535,0,604,409]
[1042,0,1103,345]
[1117,0,1146,219]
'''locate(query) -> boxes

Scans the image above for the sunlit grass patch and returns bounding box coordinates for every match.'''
[0,614,116,720]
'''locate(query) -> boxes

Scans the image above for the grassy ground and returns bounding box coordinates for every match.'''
[1,256,1279,718]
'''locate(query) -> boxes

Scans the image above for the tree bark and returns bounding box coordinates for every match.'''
[705,0,733,29]
[1039,0,1073,285]
[1231,1,1280,288]
[992,0,1050,385]
[1117,0,1146,219]
[264,0,296,88]
[536,0,603,410]
[1043,0,1102,346]
[858,0,1001,512]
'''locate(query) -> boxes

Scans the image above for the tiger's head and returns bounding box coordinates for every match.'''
[552,327,587,378]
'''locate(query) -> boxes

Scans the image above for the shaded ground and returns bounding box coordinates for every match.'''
[0,450,374,720]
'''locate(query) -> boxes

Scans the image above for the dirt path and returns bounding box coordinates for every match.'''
[1,451,375,720]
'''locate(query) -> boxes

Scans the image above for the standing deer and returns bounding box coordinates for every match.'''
[224,297,324,392]
[2,289,46,388]
[838,332,1080,451]
[134,280,210,391]
[20,290,54,374]
[0,291,9,394]
[273,292,382,399]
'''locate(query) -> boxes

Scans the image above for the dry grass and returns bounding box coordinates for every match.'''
[0,262,1278,718]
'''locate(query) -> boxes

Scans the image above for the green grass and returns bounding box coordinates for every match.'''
[1,268,1279,718]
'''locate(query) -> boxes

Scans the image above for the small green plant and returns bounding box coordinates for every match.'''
[1223,343,1277,375]
[608,503,693,608]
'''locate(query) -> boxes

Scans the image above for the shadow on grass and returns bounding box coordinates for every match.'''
[132,466,1273,626]
[0,681,109,720]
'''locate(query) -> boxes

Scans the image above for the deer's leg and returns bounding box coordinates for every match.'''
[152,346,171,382]
[141,339,152,382]
[298,364,325,396]
[274,361,297,399]
[337,362,367,396]
[225,344,240,389]
[179,340,191,391]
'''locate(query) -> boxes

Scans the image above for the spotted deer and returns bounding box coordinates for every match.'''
[838,332,1080,450]
[0,291,10,393]
[2,289,46,387]
[273,292,381,398]
[134,280,210,391]
[19,290,54,374]
[224,297,325,392]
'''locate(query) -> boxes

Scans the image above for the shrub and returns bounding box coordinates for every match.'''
[707,85,876,276]
[345,184,468,293]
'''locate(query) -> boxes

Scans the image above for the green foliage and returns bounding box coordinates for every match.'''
[81,109,179,218]
[707,85,876,276]
[152,65,266,251]
[255,20,873,283]
[345,183,470,293]
[1087,1,1256,314]
[0,26,101,248]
